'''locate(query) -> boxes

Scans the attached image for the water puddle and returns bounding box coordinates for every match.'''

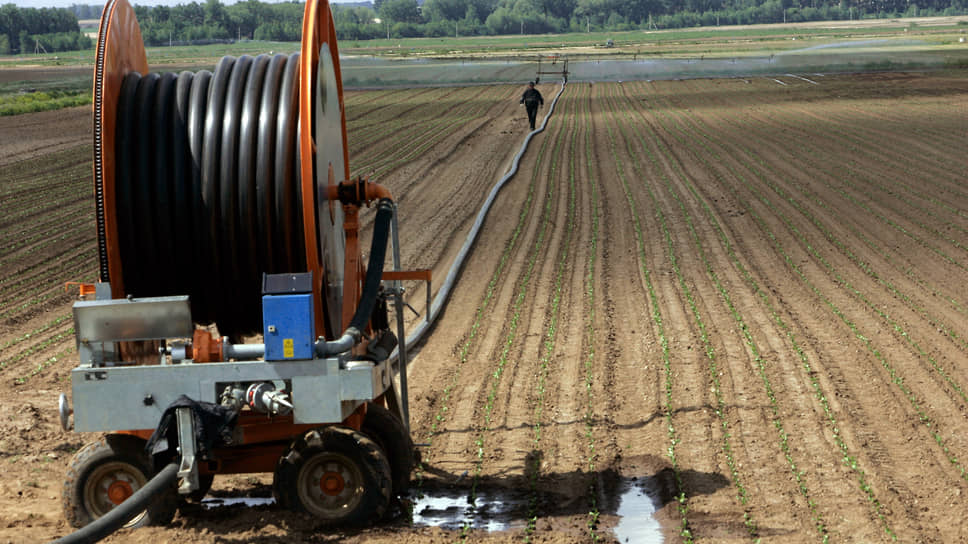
[613,477,663,544]
[195,478,662,542]
[200,496,275,509]
[411,488,524,532]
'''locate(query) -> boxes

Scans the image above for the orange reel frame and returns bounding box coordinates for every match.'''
[95,0,357,340]
[93,0,147,300]
[92,0,372,470]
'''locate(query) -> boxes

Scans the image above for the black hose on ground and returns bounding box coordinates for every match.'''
[49,462,179,544]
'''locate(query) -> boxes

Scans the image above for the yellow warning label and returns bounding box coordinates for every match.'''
[283,338,294,358]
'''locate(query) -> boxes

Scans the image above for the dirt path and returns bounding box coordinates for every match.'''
[1,72,967,543]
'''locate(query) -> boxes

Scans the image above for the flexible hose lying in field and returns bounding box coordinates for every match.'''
[397,80,568,357]
[109,53,305,337]
[48,463,179,544]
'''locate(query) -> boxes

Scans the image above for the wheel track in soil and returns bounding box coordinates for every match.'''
[595,81,719,540]
[582,81,670,541]
[647,77,968,541]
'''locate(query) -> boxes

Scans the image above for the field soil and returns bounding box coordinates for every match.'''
[2,71,968,543]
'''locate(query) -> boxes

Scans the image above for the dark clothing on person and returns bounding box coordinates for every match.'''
[520,86,544,130]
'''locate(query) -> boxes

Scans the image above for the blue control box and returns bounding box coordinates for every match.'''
[262,293,315,361]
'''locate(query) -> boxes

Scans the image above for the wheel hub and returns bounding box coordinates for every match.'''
[107,479,134,504]
[320,471,345,495]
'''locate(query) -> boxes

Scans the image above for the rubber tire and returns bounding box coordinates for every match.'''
[273,426,391,526]
[361,403,413,497]
[62,434,178,529]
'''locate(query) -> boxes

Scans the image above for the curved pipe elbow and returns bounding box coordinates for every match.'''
[325,178,394,206]
[315,327,360,357]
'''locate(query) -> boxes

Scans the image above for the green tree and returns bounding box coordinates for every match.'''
[423,0,467,20]
[379,0,422,23]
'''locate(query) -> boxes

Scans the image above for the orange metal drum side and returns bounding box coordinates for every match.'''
[300,0,351,339]
[95,0,148,299]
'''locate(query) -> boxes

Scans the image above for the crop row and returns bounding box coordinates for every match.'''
[0,146,89,196]
[414,102,547,499]
[347,86,487,152]
[462,108,561,539]
[640,77,966,538]
[350,86,511,182]
[641,86,900,539]
[640,81,901,537]
[575,83,604,542]
[599,82,766,539]
[593,82,694,541]
[760,111,968,273]
[345,87,463,137]
[728,103,968,322]
[682,87,968,415]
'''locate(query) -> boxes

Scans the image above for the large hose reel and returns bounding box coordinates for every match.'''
[93,0,349,339]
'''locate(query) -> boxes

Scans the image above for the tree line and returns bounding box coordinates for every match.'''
[4,0,965,54]
[0,4,90,54]
[350,0,966,39]
[121,0,968,45]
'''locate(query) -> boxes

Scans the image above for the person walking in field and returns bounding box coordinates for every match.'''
[520,81,544,131]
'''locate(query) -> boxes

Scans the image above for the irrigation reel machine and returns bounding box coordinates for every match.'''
[55,0,426,536]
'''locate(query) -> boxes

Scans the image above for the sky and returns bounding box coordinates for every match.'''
[9,0,364,9]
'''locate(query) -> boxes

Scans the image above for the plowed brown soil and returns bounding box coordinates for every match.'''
[1,71,967,544]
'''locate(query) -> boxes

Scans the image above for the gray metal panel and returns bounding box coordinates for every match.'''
[73,296,193,342]
[72,369,200,431]
[340,364,386,401]
[292,375,341,424]
[69,357,380,432]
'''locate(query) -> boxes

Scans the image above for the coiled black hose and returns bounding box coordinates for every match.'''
[111,54,305,337]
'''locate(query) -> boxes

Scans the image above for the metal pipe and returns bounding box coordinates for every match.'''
[390,202,410,430]
[315,329,358,357]
[222,341,265,360]
[316,198,394,358]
